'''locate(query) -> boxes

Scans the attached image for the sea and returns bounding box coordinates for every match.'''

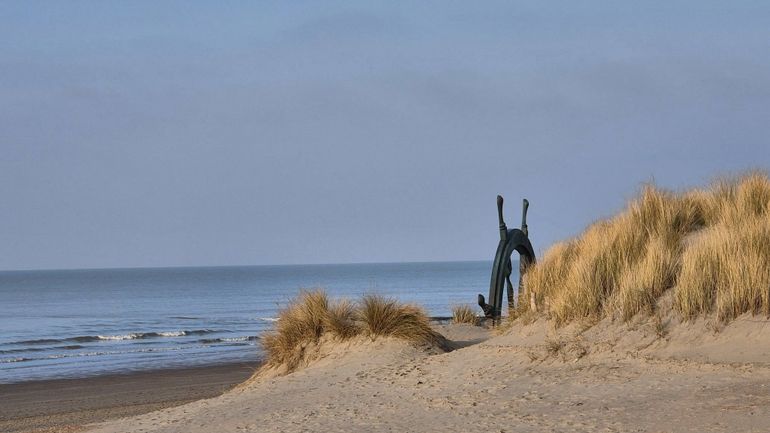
[0,261,513,384]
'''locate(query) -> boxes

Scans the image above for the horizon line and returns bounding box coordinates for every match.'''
[0,258,495,274]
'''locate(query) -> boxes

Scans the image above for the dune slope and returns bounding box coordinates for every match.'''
[87,318,770,433]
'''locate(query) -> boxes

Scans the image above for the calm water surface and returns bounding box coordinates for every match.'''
[0,261,510,383]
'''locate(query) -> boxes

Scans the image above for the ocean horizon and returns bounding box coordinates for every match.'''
[0,260,515,384]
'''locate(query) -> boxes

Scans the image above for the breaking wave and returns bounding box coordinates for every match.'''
[4,330,219,346]
[199,336,259,344]
[1,345,205,364]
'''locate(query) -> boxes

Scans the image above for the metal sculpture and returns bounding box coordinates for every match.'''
[478,195,536,320]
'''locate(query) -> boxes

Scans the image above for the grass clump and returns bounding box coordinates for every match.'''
[516,171,770,325]
[322,298,359,338]
[261,290,443,372]
[261,290,343,371]
[676,218,770,321]
[451,305,478,325]
[359,294,444,344]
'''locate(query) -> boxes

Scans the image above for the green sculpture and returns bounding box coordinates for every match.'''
[478,195,536,320]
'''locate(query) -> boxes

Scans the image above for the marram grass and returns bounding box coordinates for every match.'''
[261,290,443,372]
[517,171,770,325]
[451,305,478,325]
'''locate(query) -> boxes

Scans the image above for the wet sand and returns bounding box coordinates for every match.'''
[0,361,260,433]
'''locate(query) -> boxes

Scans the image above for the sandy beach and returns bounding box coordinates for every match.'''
[60,315,770,433]
[0,361,259,433]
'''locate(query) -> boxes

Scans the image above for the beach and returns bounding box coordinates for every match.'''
[0,361,258,433]
[0,263,496,432]
[7,177,770,432]
[64,317,770,433]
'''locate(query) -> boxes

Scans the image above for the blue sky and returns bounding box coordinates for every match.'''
[1,1,769,270]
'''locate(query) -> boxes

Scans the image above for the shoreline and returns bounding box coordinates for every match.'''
[0,360,260,433]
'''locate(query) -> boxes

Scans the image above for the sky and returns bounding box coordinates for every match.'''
[1,1,769,270]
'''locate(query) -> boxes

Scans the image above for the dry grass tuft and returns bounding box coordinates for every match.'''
[675,218,770,320]
[261,290,333,371]
[261,290,445,372]
[451,305,478,325]
[358,295,444,345]
[323,299,359,339]
[516,171,770,326]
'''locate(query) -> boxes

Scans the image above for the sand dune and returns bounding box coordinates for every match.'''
[83,174,770,432]
[86,316,770,433]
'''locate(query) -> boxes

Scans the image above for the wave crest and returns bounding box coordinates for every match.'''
[4,329,219,346]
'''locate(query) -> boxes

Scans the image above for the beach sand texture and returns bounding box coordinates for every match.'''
[82,317,770,433]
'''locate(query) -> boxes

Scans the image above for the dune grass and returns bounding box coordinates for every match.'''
[358,294,444,343]
[517,171,770,325]
[676,217,770,320]
[260,291,334,371]
[451,305,478,325]
[261,290,443,372]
